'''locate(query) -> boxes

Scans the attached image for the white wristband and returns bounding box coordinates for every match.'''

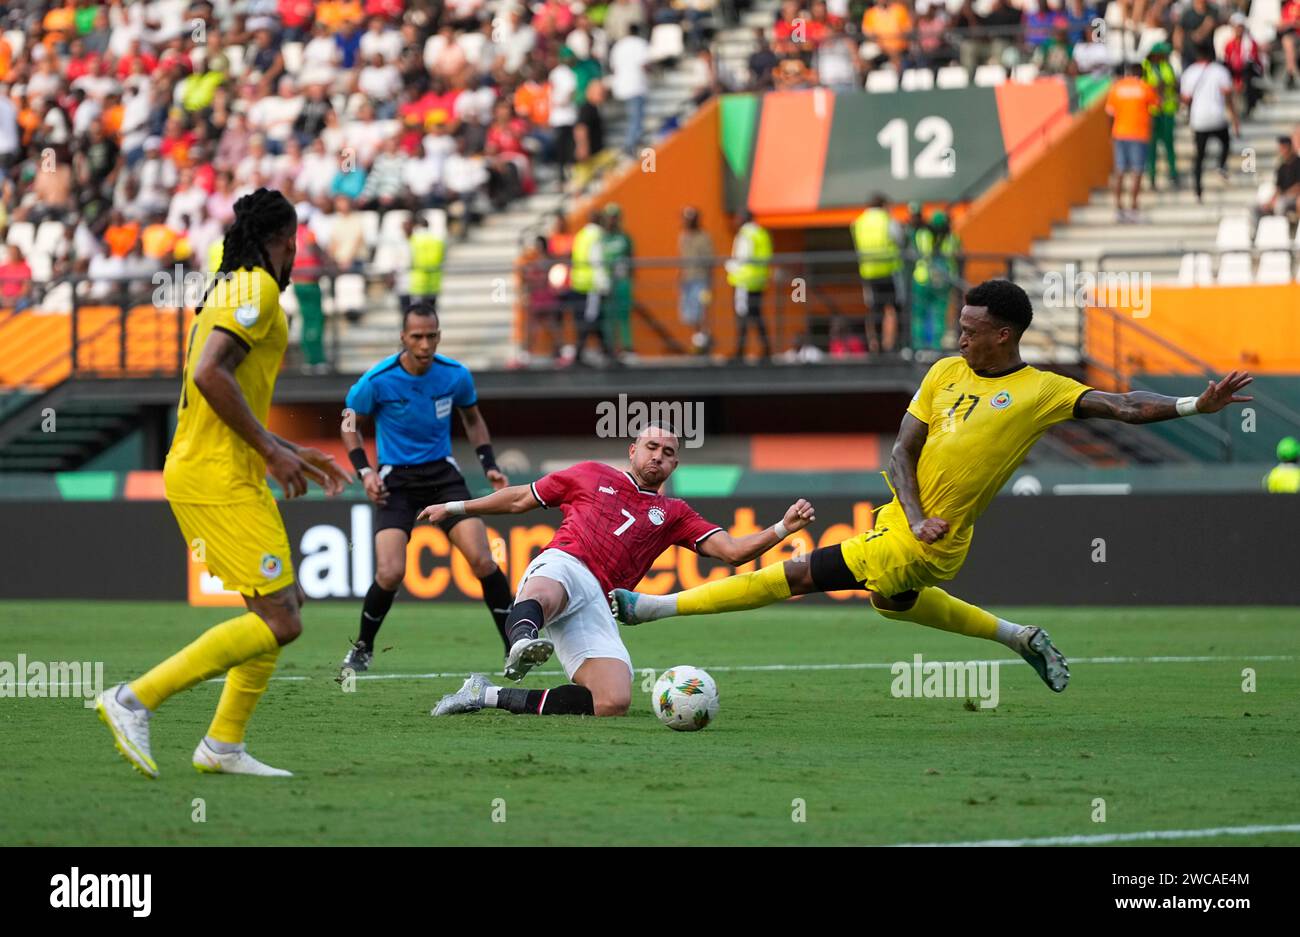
[1175,396,1200,417]
[446,501,467,516]
[773,520,790,539]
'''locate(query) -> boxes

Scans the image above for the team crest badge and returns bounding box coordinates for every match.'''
[235,304,260,328]
[260,553,283,578]
[991,391,1013,410]
[648,507,666,526]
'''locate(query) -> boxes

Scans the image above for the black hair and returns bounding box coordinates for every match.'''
[965,279,1033,334]
[402,301,439,330]
[219,187,296,286]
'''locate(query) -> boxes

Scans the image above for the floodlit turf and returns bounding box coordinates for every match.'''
[1,601,1297,846]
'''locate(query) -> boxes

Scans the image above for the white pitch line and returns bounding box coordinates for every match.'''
[224,652,1295,684]
[895,822,1300,847]
[9,654,1293,690]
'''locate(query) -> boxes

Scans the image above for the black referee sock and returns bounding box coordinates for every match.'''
[478,569,514,654]
[495,684,595,715]
[504,598,544,648]
[357,582,398,650]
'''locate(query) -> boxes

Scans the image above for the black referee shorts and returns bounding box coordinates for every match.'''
[374,460,475,536]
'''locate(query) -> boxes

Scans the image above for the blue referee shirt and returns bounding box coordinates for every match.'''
[345,353,478,466]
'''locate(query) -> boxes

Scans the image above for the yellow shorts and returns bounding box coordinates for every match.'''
[170,487,296,597]
[838,500,959,598]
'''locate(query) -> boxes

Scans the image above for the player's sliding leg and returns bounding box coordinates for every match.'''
[431,673,597,716]
[344,529,408,672]
[611,559,801,624]
[870,588,1069,693]
[500,574,566,681]
[448,519,515,657]
[433,659,630,717]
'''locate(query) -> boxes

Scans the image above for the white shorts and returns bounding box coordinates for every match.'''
[518,548,633,681]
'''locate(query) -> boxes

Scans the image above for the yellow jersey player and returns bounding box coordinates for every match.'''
[611,279,1254,694]
[94,188,352,778]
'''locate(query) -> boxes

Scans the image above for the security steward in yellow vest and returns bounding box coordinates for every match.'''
[725,209,773,362]
[1142,42,1180,190]
[570,214,614,362]
[910,210,961,352]
[407,216,445,313]
[851,193,903,354]
[1264,437,1300,493]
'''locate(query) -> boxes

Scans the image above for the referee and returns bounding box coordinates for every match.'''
[341,301,514,672]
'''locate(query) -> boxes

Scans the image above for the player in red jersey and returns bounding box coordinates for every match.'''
[419,424,815,716]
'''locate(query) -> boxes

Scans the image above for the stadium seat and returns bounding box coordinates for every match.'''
[901,68,934,91]
[38,280,72,312]
[1212,24,1235,60]
[421,209,448,240]
[973,65,1007,87]
[865,69,899,93]
[379,209,411,245]
[281,42,304,74]
[1214,217,1252,252]
[1176,252,1214,286]
[1216,252,1253,285]
[27,250,52,282]
[648,24,684,63]
[1249,0,1281,42]
[358,210,381,248]
[1256,181,1277,206]
[935,65,969,89]
[1012,63,1039,83]
[859,41,882,62]
[1255,251,1294,284]
[280,283,300,317]
[5,221,35,256]
[33,221,67,259]
[371,241,406,274]
[332,274,368,316]
[1254,216,1291,250]
[223,44,246,77]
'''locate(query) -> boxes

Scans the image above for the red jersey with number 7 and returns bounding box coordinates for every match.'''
[530,461,724,595]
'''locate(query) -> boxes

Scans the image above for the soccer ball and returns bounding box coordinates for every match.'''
[652,666,719,731]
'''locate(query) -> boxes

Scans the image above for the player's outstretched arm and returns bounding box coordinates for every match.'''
[193,331,352,497]
[698,499,816,565]
[1074,370,1254,424]
[458,404,509,490]
[890,413,949,544]
[416,484,540,526]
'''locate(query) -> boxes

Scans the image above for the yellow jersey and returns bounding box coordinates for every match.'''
[901,356,1091,562]
[164,267,288,504]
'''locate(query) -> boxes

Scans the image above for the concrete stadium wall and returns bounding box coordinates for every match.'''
[3,495,1297,606]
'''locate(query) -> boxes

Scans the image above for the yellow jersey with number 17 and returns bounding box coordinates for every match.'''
[901,355,1092,563]
[164,267,288,505]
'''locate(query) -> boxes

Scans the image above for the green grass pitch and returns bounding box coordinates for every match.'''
[2,601,1297,846]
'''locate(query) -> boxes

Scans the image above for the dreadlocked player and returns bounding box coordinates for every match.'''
[94,188,353,779]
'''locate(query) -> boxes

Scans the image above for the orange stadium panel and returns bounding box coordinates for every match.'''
[750,433,880,471]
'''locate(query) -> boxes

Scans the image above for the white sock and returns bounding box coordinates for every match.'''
[204,737,242,754]
[994,618,1027,649]
[115,684,152,716]
[632,592,679,622]
[484,686,499,707]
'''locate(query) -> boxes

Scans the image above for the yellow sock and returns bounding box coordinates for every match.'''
[871,587,999,641]
[206,646,281,744]
[676,563,792,616]
[130,612,279,711]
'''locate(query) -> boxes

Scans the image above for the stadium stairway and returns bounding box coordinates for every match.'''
[1016,85,1300,358]
[333,32,711,374]
[0,396,142,472]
